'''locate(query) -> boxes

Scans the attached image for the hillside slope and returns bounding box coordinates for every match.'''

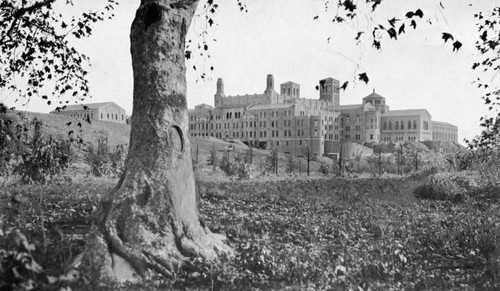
[5,111,328,174]
[11,111,131,147]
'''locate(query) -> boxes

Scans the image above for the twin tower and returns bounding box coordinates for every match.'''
[215,74,340,108]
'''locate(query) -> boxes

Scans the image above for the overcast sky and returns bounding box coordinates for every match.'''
[4,0,498,143]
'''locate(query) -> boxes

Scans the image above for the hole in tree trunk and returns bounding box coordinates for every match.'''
[170,125,184,153]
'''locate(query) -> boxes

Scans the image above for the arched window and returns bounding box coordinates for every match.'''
[388,121,392,130]
[383,121,387,130]
[395,121,399,130]
[400,121,404,130]
[413,120,417,129]
[408,120,411,130]
[346,115,350,123]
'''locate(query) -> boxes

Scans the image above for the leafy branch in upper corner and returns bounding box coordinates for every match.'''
[316,1,466,90]
[0,0,117,110]
[466,6,500,149]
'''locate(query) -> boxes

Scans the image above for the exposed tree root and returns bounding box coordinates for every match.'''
[78,185,234,283]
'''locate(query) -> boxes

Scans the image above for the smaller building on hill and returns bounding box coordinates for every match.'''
[432,121,458,143]
[50,102,127,124]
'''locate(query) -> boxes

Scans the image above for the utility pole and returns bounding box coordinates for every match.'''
[306,147,310,176]
[196,144,199,170]
[275,152,279,175]
[397,144,400,175]
[250,146,253,164]
[338,143,343,177]
[415,149,419,171]
[378,147,382,176]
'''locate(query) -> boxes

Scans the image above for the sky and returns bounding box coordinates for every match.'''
[2,0,498,143]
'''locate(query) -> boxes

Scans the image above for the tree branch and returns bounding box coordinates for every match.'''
[13,0,56,18]
[5,0,57,41]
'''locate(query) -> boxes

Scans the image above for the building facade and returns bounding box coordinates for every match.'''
[50,102,127,124]
[432,121,459,142]
[188,74,459,156]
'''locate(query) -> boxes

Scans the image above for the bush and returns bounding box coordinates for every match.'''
[232,156,254,180]
[319,162,331,176]
[206,146,218,170]
[84,137,126,178]
[414,171,485,201]
[13,119,73,184]
[264,147,278,175]
[219,152,232,175]
[0,112,15,177]
[219,154,254,180]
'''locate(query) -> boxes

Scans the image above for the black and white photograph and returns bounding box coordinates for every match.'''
[0,0,499,290]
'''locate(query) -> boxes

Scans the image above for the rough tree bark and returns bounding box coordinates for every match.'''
[80,0,233,282]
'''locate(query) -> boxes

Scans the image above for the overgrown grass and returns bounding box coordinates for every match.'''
[1,175,500,290]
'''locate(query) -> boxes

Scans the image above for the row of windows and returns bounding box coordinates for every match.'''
[343,115,361,124]
[68,112,124,121]
[282,87,300,96]
[433,132,457,141]
[190,131,323,144]
[190,107,329,122]
[190,118,313,131]
[383,120,419,131]
[365,99,384,105]
[382,136,417,142]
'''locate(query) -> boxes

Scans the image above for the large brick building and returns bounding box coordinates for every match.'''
[188,74,458,156]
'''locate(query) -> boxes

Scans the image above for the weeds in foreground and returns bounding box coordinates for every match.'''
[1,176,500,289]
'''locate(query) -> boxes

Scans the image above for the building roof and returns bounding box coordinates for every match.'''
[432,120,457,127]
[247,103,297,110]
[280,81,300,86]
[319,77,338,82]
[383,109,431,118]
[50,102,123,113]
[362,90,386,100]
[339,104,363,110]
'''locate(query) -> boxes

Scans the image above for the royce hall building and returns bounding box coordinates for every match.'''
[188,74,458,157]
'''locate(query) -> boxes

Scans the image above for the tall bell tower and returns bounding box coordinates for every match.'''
[319,77,340,106]
[214,78,225,108]
[264,74,277,104]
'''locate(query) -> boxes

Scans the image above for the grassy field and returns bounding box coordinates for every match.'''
[2,174,500,290]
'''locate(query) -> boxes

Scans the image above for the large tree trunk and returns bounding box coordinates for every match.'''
[80,0,233,282]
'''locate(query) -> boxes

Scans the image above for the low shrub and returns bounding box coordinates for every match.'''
[13,119,73,184]
[415,171,485,201]
[219,155,254,180]
[318,162,331,176]
[83,137,126,178]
